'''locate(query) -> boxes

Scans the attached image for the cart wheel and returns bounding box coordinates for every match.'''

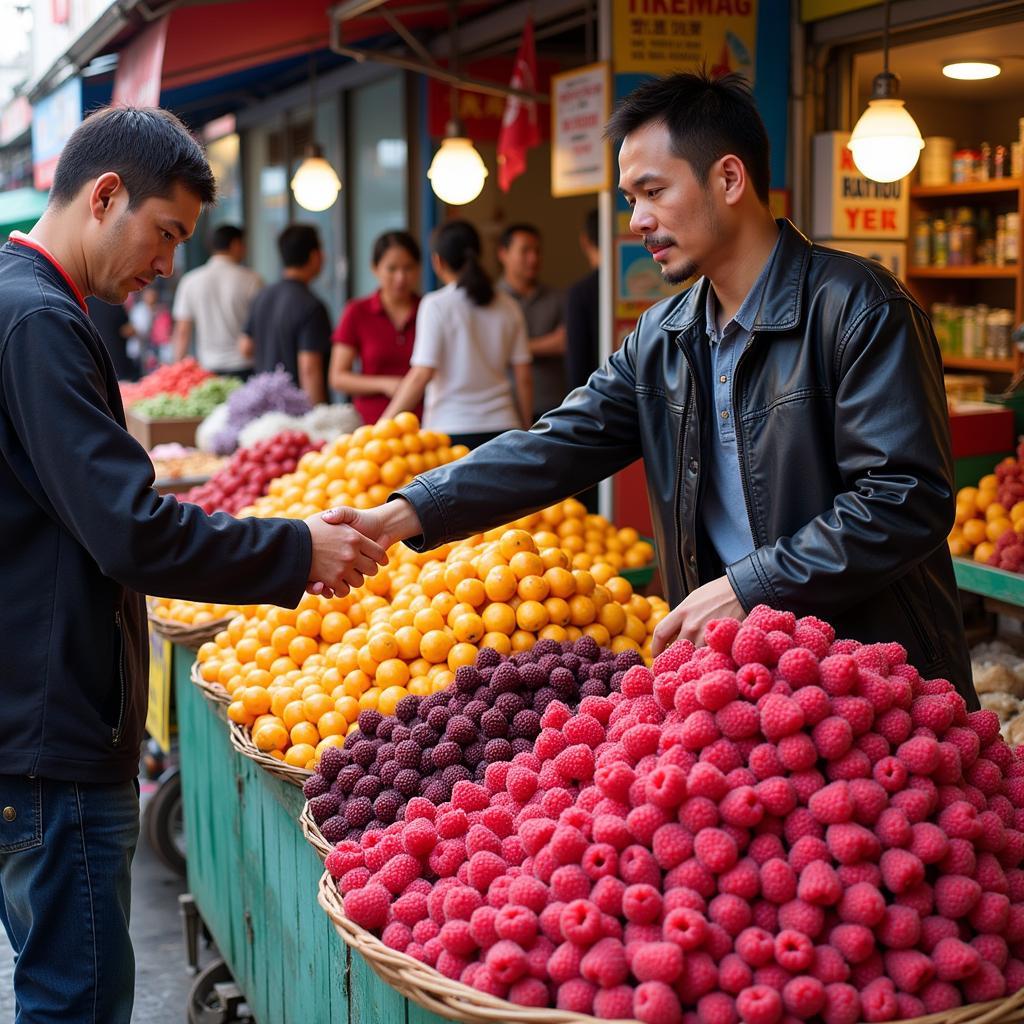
[144,768,186,876]
[187,959,254,1024]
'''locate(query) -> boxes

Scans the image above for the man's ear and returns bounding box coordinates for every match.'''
[88,172,124,222]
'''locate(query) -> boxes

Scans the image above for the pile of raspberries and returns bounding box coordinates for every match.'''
[321,605,1024,1024]
[303,638,632,841]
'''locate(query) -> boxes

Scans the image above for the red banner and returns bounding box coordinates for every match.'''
[113,19,168,108]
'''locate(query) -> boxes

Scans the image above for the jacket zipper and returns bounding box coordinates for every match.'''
[674,347,700,583]
[732,332,760,547]
[112,611,128,747]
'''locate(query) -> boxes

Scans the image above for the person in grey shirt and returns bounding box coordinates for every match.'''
[497,223,566,420]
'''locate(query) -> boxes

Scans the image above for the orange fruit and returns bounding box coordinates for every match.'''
[517,575,550,602]
[545,567,576,599]
[444,561,476,592]
[376,658,411,688]
[572,570,596,596]
[317,711,347,738]
[499,529,536,560]
[484,566,518,602]
[282,700,308,730]
[482,603,516,635]
[948,536,970,557]
[335,695,360,722]
[511,629,535,652]
[413,608,446,634]
[290,721,320,747]
[395,625,424,660]
[358,688,381,710]
[987,517,1013,543]
[583,623,611,648]
[288,635,318,666]
[568,595,596,626]
[368,632,399,663]
[974,541,996,563]
[320,612,352,644]
[962,518,988,547]
[227,701,255,726]
[431,592,458,618]
[481,632,512,655]
[241,686,272,715]
[516,600,549,632]
[252,721,289,753]
[540,547,570,571]
[544,597,572,627]
[296,609,322,637]
[539,624,568,643]
[448,642,478,670]
[303,692,334,723]
[453,613,485,644]
[235,637,259,664]
[980,474,999,491]
[985,502,1009,523]
[509,551,545,580]
[606,576,633,604]
[421,629,454,663]
[975,491,997,514]
[408,677,431,697]
[377,685,408,716]
[455,578,486,607]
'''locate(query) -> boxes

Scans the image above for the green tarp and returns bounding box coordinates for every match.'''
[0,187,48,236]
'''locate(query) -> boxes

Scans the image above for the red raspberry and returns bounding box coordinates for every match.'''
[326,842,364,879]
[784,809,825,847]
[436,808,469,839]
[466,851,506,892]
[466,904,498,948]
[504,977,546,1007]
[676,951,720,1002]
[680,711,721,751]
[880,848,926,894]
[343,882,391,931]
[623,723,661,761]
[735,926,775,966]
[436,949,471,981]
[885,949,934,994]
[694,827,739,873]
[736,663,773,700]
[633,980,682,1024]
[696,991,739,1024]
[556,899,601,945]
[775,733,815,773]
[934,874,981,918]
[939,800,982,841]
[750,777,792,818]
[705,617,741,653]
[443,885,483,921]
[620,844,661,887]
[594,760,635,802]
[808,780,853,825]
[549,826,588,867]
[876,707,913,746]
[919,980,961,1014]
[772,928,814,971]
[896,735,940,775]
[696,669,738,711]
[653,637,696,674]
[577,935,628,987]
[553,744,595,782]
[719,858,760,900]
[620,663,654,698]
[746,606,796,634]
[829,923,875,963]
[811,716,853,761]
[790,768,827,803]
[719,786,763,828]
[776,647,820,688]
[760,858,797,904]
[548,865,588,903]
[821,983,860,1024]
[907,821,948,865]
[871,755,906,794]
[719,953,754,995]
[968,708,1002,744]
[860,978,898,1023]
[709,893,753,936]
[730,625,771,667]
[716,700,760,740]
[792,685,832,727]
[382,921,412,952]
[466,824,502,859]
[783,976,825,1017]
[970,891,1010,933]
[819,655,858,696]
[856,670,894,715]
[812,945,850,985]
[764,630,794,664]
[622,883,662,924]
[758,694,804,741]
[798,861,842,906]
[962,961,1007,1003]
[659,905,705,951]
[779,898,825,939]
[826,822,880,865]
[1006,958,1024,992]
[837,882,885,926]
[652,823,694,869]
[451,781,489,813]
[482,938,527,985]
[632,941,684,983]
[439,918,478,957]
[736,984,783,1024]
[377,853,421,895]
[645,764,687,809]
[705,738,743,773]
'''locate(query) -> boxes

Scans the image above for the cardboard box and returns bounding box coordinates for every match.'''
[126,410,203,450]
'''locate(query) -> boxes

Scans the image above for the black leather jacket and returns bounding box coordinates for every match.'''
[398,221,974,704]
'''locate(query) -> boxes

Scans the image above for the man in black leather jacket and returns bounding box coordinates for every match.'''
[336,70,974,706]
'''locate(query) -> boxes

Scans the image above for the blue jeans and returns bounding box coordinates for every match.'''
[0,776,139,1024]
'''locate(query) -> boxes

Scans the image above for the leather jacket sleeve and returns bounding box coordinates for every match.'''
[727,297,956,617]
[396,330,644,550]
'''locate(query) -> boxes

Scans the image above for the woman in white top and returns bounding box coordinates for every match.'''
[383,220,532,449]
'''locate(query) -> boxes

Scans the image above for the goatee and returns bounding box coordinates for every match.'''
[662,262,697,285]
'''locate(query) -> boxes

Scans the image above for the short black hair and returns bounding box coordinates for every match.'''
[278,224,321,268]
[498,223,540,250]
[372,229,421,266]
[50,106,216,209]
[211,224,243,252]
[605,70,771,203]
[583,209,598,248]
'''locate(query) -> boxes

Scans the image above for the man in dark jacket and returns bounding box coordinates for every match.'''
[0,106,385,1022]
[331,70,973,706]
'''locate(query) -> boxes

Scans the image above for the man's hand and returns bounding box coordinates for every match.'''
[304,507,389,598]
[651,574,746,657]
[304,499,424,597]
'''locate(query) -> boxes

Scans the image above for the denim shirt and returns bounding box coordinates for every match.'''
[702,235,780,567]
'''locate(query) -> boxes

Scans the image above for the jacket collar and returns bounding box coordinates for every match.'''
[659,218,811,334]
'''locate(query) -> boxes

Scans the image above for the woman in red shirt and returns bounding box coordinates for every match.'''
[329,230,421,423]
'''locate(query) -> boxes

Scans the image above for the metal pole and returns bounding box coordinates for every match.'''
[597,0,614,520]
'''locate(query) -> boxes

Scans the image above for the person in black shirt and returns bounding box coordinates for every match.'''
[86,295,138,380]
[564,208,601,393]
[241,224,331,404]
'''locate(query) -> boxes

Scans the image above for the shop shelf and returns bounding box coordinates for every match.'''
[954,556,1024,607]
[942,355,1018,373]
[906,265,1019,279]
[911,179,1023,199]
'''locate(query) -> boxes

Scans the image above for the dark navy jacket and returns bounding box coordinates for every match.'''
[0,240,311,782]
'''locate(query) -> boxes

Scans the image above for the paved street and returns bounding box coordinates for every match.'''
[0,782,211,1023]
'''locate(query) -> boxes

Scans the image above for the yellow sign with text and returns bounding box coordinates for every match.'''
[147,630,173,754]
[613,0,758,82]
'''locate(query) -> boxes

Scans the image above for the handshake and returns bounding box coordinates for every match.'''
[304,499,424,598]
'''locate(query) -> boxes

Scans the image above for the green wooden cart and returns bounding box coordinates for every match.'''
[174,646,452,1024]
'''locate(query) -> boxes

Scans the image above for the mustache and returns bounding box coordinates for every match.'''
[644,236,676,252]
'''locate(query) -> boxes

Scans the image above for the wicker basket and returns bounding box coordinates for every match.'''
[317,870,1024,1024]
[300,802,332,861]
[189,659,231,706]
[228,722,312,788]
[147,602,233,651]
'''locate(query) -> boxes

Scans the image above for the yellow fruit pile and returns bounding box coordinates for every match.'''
[949,471,1024,562]
[196,523,668,769]
[242,411,467,519]
[150,598,251,626]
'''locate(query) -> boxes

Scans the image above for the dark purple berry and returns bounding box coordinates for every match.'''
[491,663,521,693]
[432,741,463,769]
[376,718,396,741]
[560,653,582,674]
[348,740,375,767]
[589,662,613,683]
[344,797,374,828]
[519,664,547,690]
[533,639,561,658]
[511,738,534,755]
[463,700,488,723]
[396,695,420,723]
[374,790,402,824]
[321,815,348,843]
[357,709,382,737]
[511,709,542,739]
[353,775,382,800]
[394,769,420,797]
[581,680,609,698]
[610,670,625,691]
[426,706,452,731]
[411,724,438,747]
[600,649,616,662]
[455,665,484,692]
[481,709,508,738]
[308,792,340,824]
[391,724,412,743]
[335,764,363,795]
[532,688,558,714]
[549,667,577,698]
[423,781,447,804]
[494,692,526,719]
[303,773,330,799]
[484,738,514,763]
[376,743,396,765]
[396,740,422,767]
[574,636,601,662]
[379,761,400,786]
[614,649,644,671]
[318,746,346,781]
[419,748,435,774]
[475,648,501,669]
[537,654,561,675]
[446,715,477,746]
[442,764,471,789]
[464,742,486,768]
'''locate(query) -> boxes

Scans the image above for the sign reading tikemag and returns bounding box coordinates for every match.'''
[613,0,759,82]
[147,628,173,754]
[551,63,612,198]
